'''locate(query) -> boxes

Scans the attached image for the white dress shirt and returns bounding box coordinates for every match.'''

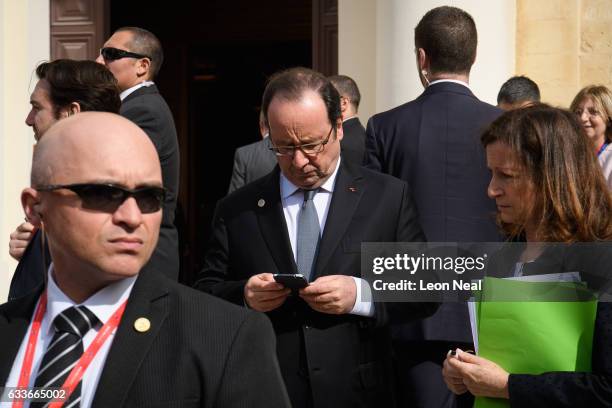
[279,157,374,316]
[119,81,155,101]
[3,266,136,408]
[428,78,470,89]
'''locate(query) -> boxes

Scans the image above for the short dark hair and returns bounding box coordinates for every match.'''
[36,59,121,117]
[414,6,477,75]
[329,75,361,111]
[481,104,612,242]
[261,67,341,127]
[116,26,164,79]
[497,76,541,105]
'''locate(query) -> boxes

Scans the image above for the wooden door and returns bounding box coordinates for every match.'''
[312,0,338,76]
[50,0,109,60]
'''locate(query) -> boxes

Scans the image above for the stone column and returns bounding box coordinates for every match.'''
[0,0,49,300]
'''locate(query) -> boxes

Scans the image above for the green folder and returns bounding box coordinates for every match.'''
[473,277,597,408]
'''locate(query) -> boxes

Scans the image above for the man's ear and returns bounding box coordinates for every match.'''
[417,48,428,71]
[22,188,44,228]
[136,58,151,79]
[58,102,81,119]
[339,96,349,114]
[335,118,344,142]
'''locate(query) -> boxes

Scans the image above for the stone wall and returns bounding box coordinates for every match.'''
[516,0,612,108]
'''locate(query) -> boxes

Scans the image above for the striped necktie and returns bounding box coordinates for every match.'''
[31,305,98,408]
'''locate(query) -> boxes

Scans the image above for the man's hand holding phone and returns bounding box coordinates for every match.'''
[244,273,291,312]
[299,275,357,315]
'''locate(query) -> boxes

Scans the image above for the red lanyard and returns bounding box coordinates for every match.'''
[13,291,127,408]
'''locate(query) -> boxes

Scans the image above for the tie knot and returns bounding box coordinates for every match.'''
[302,189,317,203]
[53,306,99,338]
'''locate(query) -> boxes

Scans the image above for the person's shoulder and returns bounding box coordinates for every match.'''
[370,99,420,124]
[165,280,270,331]
[122,86,171,112]
[0,289,41,321]
[236,139,267,156]
[346,162,407,190]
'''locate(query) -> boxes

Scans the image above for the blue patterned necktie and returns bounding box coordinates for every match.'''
[297,189,321,281]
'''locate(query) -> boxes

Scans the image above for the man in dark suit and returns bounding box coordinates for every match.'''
[363,6,503,408]
[329,75,366,165]
[8,59,121,300]
[0,112,290,408]
[195,67,437,408]
[97,27,180,280]
[227,112,277,193]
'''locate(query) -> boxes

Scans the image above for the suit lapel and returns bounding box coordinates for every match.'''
[255,170,298,275]
[0,290,42,385]
[91,268,169,408]
[313,161,364,278]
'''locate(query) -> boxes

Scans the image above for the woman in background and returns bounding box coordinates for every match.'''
[442,104,612,407]
[570,85,612,187]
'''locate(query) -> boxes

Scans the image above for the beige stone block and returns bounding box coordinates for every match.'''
[582,22,612,53]
[517,0,563,20]
[545,87,581,108]
[518,53,579,89]
[560,0,581,18]
[580,54,612,86]
[582,0,612,21]
[518,19,578,54]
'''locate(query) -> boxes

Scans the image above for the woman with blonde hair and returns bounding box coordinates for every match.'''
[570,85,612,186]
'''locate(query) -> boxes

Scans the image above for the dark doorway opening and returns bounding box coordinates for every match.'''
[110,1,313,282]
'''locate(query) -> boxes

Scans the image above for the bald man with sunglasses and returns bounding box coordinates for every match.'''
[96,26,181,281]
[0,112,290,408]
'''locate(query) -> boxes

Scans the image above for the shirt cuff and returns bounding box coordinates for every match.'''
[350,277,375,317]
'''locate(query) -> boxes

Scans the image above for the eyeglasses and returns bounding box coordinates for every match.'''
[35,183,165,214]
[269,126,334,157]
[99,47,152,61]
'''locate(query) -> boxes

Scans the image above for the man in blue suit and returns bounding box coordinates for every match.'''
[363,6,502,408]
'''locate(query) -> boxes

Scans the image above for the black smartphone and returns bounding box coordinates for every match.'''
[274,273,309,289]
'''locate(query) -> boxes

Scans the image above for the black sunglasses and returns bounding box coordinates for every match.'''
[100,47,152,61]
[36,183,165,214]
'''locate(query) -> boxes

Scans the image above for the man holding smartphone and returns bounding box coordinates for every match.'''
[195,67,437,408]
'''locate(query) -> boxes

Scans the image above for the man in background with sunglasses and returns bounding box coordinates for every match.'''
[195,67,438,408]
[96,27,180,281]
[0,112,290,408]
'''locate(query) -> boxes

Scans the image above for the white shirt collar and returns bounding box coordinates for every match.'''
[280,156,341,200]
[120,81,155,101]
[43,264,137,337]
[428,78,470,90]
[343,115,358,123]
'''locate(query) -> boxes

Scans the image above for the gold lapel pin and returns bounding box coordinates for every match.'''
[348,187,357,192]
[134,317,151,333]
[257,199,266,207]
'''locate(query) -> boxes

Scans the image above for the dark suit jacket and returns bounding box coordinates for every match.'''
[364,81,503,343]
[121,84,180,279]
[340,117,366,166]
[195,160,438,408]
[8,230,49,300]
[227,137,277,194]
[484,243,612,407]
[0,267,291,408]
